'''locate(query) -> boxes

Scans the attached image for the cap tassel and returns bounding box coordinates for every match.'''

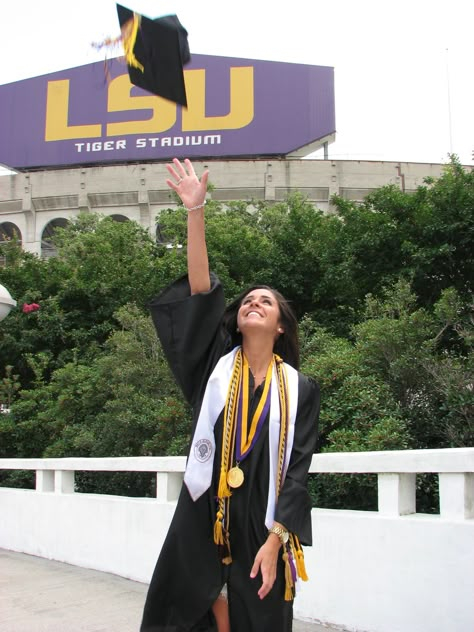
[122,14,145,72]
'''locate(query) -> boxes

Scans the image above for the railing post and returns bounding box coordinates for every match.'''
[36,470,54,492]
[439,473,474,520]
[54,470,75,494]
[378,473,416,516]
[156,472,183,502]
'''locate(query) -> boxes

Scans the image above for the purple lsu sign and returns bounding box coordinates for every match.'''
[0,54,335,171]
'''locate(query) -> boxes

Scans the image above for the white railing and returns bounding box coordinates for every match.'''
[1,448,473,632]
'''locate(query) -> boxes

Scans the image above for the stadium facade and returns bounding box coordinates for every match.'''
[0,53,468,257]
[0,158,454,257]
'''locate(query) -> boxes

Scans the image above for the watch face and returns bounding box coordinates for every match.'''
[282,530,289,543]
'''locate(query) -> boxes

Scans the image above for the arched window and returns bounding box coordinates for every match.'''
[41,218,69,259]
[0,221,22,244]
[109,214,130,223]
[0,222,22,266]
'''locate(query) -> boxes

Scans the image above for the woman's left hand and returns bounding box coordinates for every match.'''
[250,538,280,599]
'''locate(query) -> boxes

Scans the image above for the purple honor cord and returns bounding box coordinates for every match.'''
[235,381,272,463]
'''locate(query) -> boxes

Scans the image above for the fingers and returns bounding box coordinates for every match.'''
[257,562,276,600]
[166,158,207,190]
[165,159,186,186]
[165,178,178,192]
[184,158,196,176]
[250,549,276,600]
[173,157,187,177]
[258,581,272,600]
[200,169,209,190]
[250,557,260,579]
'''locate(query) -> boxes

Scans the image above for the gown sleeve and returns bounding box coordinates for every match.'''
[148,272,228,408]
[274,374,320,545]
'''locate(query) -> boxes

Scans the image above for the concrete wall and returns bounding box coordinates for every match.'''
[1,159,467,257]
[1,449,473,632]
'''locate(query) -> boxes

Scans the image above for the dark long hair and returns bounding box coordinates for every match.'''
[222,285,300,370]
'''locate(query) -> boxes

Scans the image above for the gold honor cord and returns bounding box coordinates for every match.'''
[213,349,309,588]
[239,355,274,457]
[217,350,242,500]
[214,349,242,560]
[275,357,288,496]
[274,357,310,601]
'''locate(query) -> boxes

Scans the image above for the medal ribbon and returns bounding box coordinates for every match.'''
[236,355,273,462]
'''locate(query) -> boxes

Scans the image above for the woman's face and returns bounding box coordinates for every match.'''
[236,288,283,338]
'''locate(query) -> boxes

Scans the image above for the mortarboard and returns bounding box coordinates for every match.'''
[116,3,190,106]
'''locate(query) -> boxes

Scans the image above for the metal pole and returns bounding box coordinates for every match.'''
[445,48,453,155]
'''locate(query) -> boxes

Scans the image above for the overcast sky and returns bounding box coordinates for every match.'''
[1,0,473,174]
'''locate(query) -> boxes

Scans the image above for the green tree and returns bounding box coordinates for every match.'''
[1,161,472,504]
[329,156,474,311]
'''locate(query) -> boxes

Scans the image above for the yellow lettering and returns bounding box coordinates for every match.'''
[45,80,102,141]
[106,75,176,136]
[182,67,254,131]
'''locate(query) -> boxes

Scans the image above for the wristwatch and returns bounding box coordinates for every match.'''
[268,525,289,545]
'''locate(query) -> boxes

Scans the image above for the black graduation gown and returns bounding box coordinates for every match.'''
[141,274,320,632]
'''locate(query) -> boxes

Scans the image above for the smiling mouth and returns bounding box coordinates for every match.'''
[247,311,262,317]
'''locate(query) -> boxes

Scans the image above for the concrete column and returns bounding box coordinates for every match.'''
[78,169,90,212]
[54,470,75,494]
[22,241,41,256]
[439,473,474,520]
[264,162,275,201]
[327,162,339,212]
[36,470,54,492]
[156,472,183,502]
[378,473,416,516]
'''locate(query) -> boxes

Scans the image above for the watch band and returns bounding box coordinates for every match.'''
[268,525,289,545]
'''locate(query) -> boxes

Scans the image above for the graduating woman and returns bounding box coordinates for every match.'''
[140,159,320,632]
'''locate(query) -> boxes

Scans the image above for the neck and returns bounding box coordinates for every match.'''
[242,338,274,379]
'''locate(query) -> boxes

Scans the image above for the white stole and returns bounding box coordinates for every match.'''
[183,347,299,528]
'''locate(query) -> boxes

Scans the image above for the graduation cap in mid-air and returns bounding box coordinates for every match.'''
[116,3,190,106]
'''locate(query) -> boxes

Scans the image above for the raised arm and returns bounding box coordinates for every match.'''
[166,158,210,295]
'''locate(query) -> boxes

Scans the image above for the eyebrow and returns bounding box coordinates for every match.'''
[243,293,275,302]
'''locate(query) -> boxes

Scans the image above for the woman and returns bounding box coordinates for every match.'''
[140,158,320,632]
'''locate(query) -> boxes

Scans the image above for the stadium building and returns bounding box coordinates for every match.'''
[0,54,463,257]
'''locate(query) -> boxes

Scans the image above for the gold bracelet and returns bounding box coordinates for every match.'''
[268,525,289,544]
[186,201,206,212]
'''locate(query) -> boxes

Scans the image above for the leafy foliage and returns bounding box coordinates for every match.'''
[0,157,472,505]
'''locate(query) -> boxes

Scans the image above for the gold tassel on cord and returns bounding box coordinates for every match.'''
[217,467,232,499]
[291,534,309,582]
[214,509,224,545]
[222,530,233,565]
[295,548,308,582]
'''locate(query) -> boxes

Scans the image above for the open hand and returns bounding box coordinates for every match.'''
[166,158,209,211]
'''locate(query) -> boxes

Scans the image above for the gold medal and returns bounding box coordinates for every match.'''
[227,465,244,488]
